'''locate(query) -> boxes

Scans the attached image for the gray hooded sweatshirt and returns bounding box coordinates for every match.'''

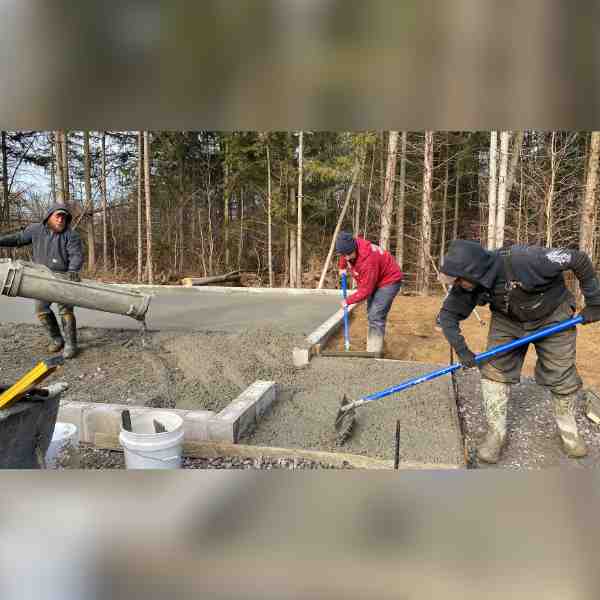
[0,203,83,273]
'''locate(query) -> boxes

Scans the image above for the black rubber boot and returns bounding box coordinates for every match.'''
[37,312,64,353]
[61,312,78,359]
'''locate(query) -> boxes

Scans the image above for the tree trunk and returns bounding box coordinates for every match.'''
[266,140,273,287]
[61,131,70,204]
[289,186,297,287]
[238,188,244,271]
[353,180,361,237]
[452,156,461,242]
[363,144,376,238]
[506,130,524,198]
[143,131,153,284]
[296,131,304,288]
[418,131,434,295]
[395,132,407,268]
[487,131,498,249]
[49,132,57,206]
[580,131,600,256]
[224,142,230,269]
[379,130,399,251]
[545,131,556,248]
[102,132,109,271]
[1,131,8,225]
[317,155,363,289]
[83,131,96,272]
[439,144,449,264]
[495,130,511,249]
[137,131,144,282]
[55,131,65,204]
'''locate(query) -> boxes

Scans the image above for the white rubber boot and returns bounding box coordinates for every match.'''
[552,392,587,458]
[477,379,510,464]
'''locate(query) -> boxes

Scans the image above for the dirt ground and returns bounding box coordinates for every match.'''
[327,294,600,392]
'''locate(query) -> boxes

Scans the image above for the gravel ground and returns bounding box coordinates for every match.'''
[455,369,600,470]
[75,444,351,470]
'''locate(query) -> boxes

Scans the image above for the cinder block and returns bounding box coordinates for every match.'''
[58,400,93,435]
[182,410,214,442]
[207,416,236,443]
[293,347,310,368]
[254,382,277,418]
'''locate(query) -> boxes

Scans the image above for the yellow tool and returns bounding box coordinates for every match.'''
[0,356,64,410]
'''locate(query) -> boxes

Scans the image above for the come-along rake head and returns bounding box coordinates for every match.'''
[335,394,357,445]
[332,316,585,444]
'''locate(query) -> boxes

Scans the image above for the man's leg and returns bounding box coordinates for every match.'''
[477,312,528,463]
[533,302,586,458]
[58,303,78,359]
[34,300,64,353]
[366,282,402,355]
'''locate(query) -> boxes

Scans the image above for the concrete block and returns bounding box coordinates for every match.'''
[208,381,276,443]
[58,400,94,435]
[182,410,214,442]
[293,347,310,368]
[82,405,133,442]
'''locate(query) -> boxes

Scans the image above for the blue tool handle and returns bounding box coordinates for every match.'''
[360,315,583,405]
[341,272,350,351]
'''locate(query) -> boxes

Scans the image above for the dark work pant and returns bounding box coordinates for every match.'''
[34,299,74,318]
[366,282,402,336]
[480,300,581,395]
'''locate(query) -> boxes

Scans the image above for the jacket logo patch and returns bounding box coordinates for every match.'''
[546,249,570,265]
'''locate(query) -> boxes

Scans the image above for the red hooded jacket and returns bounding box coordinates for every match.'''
[338,237,403,305]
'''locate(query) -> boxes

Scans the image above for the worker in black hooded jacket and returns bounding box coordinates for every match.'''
[0,203,83,359]
[438,240,600,463]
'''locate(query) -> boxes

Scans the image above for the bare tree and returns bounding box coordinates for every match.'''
[379,130,399,250]
[101,132,108,271]
[418,131,434,295]
[224,140,230,269]
[55,130,65,204]
[137,131,144,282]
[61,131,70,204]
[265,137,273,287]
[495,130,511,249]
[452,155,461,242]
[296,131,304,288]
[1,131,8,225]
[439,140,449,263]
[143,131,153,284]
[395,132,407,268]
[83,131,96,271]
[487,131,498,249]
[580,132,600,257]
[545,131,557,247]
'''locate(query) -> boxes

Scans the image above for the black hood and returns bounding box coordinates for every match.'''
[440,240,500,289]
[43,203,72,226]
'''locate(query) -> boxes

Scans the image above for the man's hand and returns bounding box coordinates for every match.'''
[579,304,600,325]
[341,300,348,310]
[457,348,478,369]
[68,271,81,283]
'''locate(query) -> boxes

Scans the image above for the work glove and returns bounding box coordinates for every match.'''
[579,304,600,325]
[456,348,478,369]
[67,271,81,282]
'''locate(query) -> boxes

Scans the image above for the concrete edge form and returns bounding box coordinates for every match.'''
[293,304,358,368]
[106,284,341,296]
[92,433,461,470]
[58,380,277,446]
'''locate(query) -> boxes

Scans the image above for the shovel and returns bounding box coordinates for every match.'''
[335,315,584,444]
[320,271,382,359]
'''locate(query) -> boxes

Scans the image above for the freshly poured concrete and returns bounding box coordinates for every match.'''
[0,288,340,334]
[245,357,464,465]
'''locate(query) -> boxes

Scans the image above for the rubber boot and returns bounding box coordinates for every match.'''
[366,328,384,357]
[477,379,510,464]
[552,392,588,458]
[37,311,64,353]
[61,312,78,359]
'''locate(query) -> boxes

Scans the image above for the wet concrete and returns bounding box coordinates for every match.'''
[245,357,464,465]
[0,288,340,334]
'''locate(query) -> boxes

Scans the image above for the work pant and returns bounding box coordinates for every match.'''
[34,299,74,318]
[366,281,402,337]
[480,300,581,396]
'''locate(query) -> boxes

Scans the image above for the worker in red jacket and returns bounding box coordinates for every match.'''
[336,231,403,355]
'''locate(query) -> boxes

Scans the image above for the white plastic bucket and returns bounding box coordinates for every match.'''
[46,422,80,468]
[119,412,184,470]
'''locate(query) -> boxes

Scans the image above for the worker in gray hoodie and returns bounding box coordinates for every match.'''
[0,203,83,359]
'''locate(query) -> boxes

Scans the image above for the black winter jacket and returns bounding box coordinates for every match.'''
[438,240,600,356]
[0,204,83,273]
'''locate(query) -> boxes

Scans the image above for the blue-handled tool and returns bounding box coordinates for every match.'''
[342,271,350,351]
[335,315,584,443]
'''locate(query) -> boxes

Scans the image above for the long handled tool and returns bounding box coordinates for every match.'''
[335,315,584,443]
[320,271,382,359]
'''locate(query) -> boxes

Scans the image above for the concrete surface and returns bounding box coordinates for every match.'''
[245,357,465,465]
[0,288,340,334]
